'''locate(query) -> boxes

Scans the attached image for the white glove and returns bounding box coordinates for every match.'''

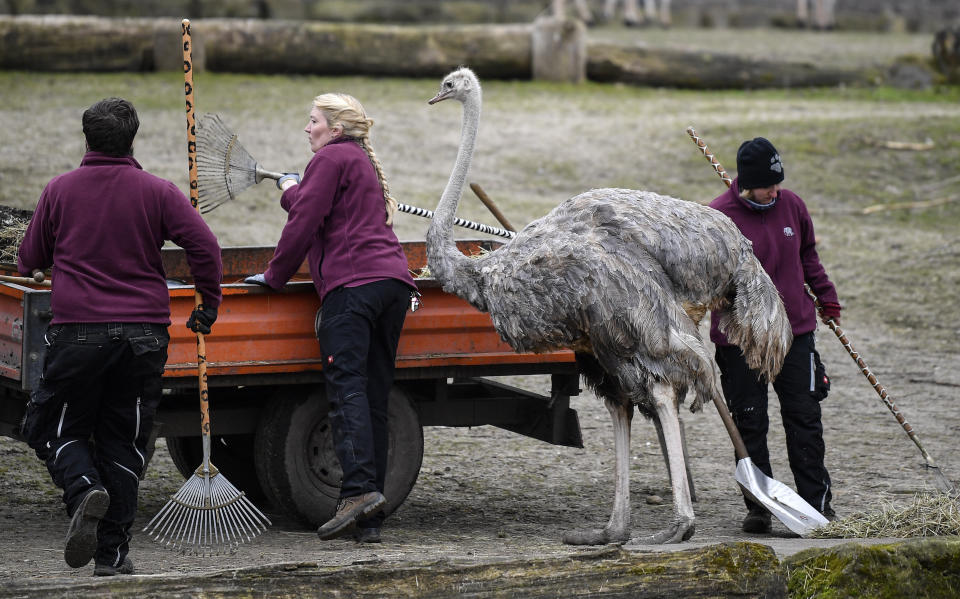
[244,273,269,287]
[276,173,300,190]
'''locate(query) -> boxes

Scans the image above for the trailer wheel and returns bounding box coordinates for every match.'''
[165,434,267,502]
[253,385,423,527]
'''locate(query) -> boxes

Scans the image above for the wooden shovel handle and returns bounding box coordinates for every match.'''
[710,394,750,462]
[470,183,517,232]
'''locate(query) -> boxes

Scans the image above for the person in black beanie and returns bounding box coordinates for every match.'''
[708,136,841,534]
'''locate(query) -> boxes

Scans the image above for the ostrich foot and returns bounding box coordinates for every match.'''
[562,526,631,546]
[623,518,695,546]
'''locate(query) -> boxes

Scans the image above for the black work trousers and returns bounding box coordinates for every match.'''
[22,322,168,568]
[715,332,832,514]
[315,279,410,527]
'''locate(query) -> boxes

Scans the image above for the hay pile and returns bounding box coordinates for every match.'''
[0,205,33,265]
[810,492,960,538]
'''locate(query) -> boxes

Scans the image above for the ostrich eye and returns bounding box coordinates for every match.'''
[444,81,453,88]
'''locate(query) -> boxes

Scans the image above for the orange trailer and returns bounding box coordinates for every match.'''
[0,241,582,526]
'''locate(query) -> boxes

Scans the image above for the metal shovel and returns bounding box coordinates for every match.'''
[712,393,828,536]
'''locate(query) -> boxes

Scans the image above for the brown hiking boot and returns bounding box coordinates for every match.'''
[317,492,386,540]
[64,487,110,568]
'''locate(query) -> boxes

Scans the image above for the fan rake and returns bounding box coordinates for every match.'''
[195,115,517,239]
[196,113,283,213]
[142,437,272,555]
[142,20,271,557]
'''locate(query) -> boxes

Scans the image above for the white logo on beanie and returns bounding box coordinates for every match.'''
[770,154,783,173]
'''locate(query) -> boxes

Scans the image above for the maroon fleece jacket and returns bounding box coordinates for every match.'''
[18,152,222,324]
[263,137,415,300]
[709,177,840,346]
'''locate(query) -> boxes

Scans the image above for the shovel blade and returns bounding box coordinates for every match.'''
[735,457,829,536]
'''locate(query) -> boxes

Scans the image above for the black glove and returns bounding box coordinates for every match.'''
[187,304,218,335]
[276,172,300,190]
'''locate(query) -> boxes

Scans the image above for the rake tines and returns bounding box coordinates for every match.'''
[196,113,283,213]
[143,461,271,556]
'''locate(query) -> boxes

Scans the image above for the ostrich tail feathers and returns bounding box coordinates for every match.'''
[720,248,793,380]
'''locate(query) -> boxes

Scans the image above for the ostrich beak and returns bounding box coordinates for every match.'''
[428,89,453,105]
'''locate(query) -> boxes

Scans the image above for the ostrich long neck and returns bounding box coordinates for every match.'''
[426,86,485,307]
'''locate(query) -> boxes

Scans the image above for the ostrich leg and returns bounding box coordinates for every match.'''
[627,383,696,545]
[563,399,633,545]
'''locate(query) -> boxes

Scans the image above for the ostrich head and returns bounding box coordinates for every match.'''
[428,67,480,105]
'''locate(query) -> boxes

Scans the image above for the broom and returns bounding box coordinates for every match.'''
[194,114,517,240]
[685,125,955,495]
[142,19,271,556]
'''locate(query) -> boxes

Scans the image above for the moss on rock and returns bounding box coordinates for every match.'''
[784,537,960,598]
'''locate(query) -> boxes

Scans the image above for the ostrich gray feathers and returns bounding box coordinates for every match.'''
[426,67,792,545]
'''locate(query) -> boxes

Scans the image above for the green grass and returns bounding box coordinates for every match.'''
[2,70,958,349]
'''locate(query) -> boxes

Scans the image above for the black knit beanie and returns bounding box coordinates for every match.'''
[736,137,784,190]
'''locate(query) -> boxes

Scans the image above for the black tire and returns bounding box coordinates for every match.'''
[253,385,423,527]
[165,434,267,503]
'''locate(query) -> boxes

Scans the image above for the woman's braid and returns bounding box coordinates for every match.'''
[313,93,397,226]
[359,137,398,226]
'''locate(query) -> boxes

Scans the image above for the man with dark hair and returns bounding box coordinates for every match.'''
[17,97,222,575]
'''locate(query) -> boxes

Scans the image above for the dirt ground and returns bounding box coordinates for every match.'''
[1,26,958,591]
[1,281,958,585]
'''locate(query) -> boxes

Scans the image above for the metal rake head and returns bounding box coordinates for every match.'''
[196,113,274,214]
[143,463,272,556]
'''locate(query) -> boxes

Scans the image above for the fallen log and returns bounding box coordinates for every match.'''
[587,41,872,89]
[0,15,879,89]
[3,544,785,598]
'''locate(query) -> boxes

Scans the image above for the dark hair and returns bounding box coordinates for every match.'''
[82,97,139,156]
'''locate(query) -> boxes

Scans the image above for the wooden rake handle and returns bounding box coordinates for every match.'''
[805,287,942,469]
[182,19,211,441]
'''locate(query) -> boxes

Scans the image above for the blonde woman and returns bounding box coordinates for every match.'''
[246,93,416,543]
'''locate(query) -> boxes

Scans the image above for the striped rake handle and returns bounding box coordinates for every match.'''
[686,126,732,189]
[398,203,516,239]
[687,124,955,493]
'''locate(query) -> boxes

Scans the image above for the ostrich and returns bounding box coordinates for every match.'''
[426,67,792,545]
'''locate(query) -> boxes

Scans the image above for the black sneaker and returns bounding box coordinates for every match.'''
[741,507,772,534]
[821,506,837,522]
[353,527,382,543]
[94,557,134,576]
[64,487,110,568]
[317,492,386,540]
